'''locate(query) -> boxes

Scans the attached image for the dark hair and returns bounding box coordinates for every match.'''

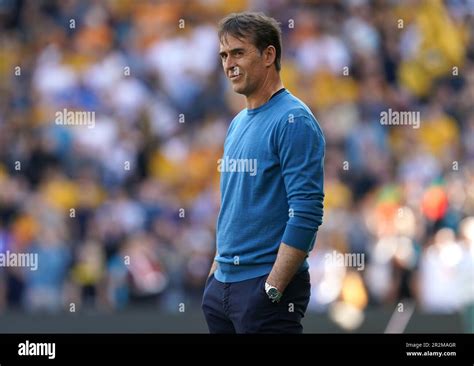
[218,12,282,71]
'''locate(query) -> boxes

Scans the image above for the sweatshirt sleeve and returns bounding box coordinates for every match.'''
[277,114,325,253]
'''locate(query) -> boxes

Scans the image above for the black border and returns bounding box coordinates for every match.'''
[0,333,472,362]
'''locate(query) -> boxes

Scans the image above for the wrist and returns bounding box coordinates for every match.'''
[265,281,283,303]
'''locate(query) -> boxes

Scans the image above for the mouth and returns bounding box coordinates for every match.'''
[229,73,242,81]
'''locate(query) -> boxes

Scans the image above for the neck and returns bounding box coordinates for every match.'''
[245,71,284,110]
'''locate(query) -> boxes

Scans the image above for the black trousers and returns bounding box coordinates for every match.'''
[201,270,311,333]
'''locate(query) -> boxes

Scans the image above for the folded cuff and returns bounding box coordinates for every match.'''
[281,224,317,252]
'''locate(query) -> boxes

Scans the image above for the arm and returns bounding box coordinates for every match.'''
[266,242,307,292]
[207,255,218,278]
[267,115,325,293]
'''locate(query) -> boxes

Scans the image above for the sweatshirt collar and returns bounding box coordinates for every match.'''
[246,88,288,115]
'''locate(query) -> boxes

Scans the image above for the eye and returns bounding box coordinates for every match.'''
[236,50,244,57]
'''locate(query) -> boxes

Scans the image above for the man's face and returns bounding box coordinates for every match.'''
[219,34,266,96]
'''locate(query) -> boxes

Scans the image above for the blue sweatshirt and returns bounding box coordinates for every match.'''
[215,89,325,283]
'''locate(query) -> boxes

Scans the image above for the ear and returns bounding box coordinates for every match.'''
[263,45,276,69]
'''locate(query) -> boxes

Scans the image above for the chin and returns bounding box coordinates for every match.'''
[232,85,246,95]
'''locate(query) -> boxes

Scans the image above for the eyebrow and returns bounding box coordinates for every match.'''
[219,48,245,58]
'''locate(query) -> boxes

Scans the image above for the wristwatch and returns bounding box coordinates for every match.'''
[265,282,283,303]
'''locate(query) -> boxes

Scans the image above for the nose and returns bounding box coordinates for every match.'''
[224,57,237,74]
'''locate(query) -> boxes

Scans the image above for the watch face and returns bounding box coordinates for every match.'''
[268,288,278,298]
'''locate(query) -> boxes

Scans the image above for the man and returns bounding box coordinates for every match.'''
[201,12,325,333]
